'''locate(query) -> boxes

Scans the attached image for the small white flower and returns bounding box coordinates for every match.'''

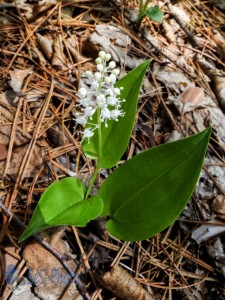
[94,72,101,81]
[97,94,106,107]
[105,53,111,61]
[109,61,116,69]
[107,96,118,106]
[104,76,111,84]
[90,81,99,90]
[110,109,125,121]
[84,106,96,118]
[79,97,92,108]
[82,128,94,143]
[112,69,120,76]
[113,87,120,95]
[97,64,104,71]
[101,107,111,125]
[109,73,116,83]
[95,57,102,64]
[85,71,93,79]
[77,87,87,98]
[75,115,87,126]
[99,51,106,59]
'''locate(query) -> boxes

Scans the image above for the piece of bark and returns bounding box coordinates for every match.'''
[51,35,67,70]
[98,264,155,300]
[9,67,33,93]
[23,228,82,300]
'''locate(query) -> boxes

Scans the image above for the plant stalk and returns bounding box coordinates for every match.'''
[137,0,151,26]
[85,163,100,200]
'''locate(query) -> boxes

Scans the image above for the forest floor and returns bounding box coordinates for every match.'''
[0,0,225,299]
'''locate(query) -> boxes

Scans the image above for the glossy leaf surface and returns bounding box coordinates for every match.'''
[82,60,151,168]
[19,177,103,242]
[99,128,211,241]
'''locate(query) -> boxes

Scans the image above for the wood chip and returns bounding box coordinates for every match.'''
[98,264,155,300]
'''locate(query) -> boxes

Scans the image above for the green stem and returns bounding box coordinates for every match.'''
[139,0,143,13]
[97,107,102,160]
[137,0,151,26]
[143,0,150,12]
[85,163,100,199]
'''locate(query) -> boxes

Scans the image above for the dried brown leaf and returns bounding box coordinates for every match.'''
[52,35,67,70]
[178,83,205,104]
[36,33,53,60]
[9,67,33,93]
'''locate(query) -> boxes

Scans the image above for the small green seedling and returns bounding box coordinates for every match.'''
[137,0,164,27]
[19,52,211,243]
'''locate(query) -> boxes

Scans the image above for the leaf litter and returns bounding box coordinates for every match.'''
[0,0,225,299]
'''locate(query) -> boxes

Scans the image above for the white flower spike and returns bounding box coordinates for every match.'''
[74,51,125,142]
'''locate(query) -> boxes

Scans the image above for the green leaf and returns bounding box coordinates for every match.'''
[99,128,211,241]
[19,177,103,242]
[82,60,151,168]
[146,6,164,23]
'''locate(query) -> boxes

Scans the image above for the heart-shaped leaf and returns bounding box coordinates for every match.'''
[19,177,103,242]
[146,6,164,23]
[99,128,211,241]
[82,60,151,168]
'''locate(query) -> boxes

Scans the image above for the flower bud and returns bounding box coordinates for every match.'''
[77,87,87,98]
[105,76,111,84]
[94,72,101,81]
[105,53,111,61]
[109,61,116,68]
[95,57,102,64]
[97,64,104,71]
[112,68,120,76]
[99,51,106,59]
[109,73,116,83]
[113,88,120,95]
[85,71,93,79]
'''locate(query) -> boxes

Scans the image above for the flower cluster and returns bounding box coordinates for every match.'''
[74,51,125,142]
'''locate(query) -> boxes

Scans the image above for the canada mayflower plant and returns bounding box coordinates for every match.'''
[19,53,211,243]
[74,51,125,143]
